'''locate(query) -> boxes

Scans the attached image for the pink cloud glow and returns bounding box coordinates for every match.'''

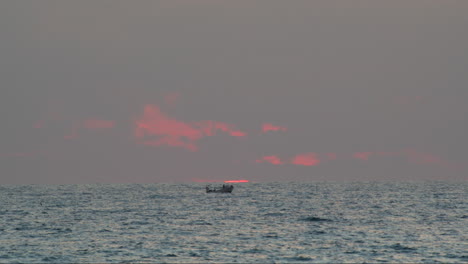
[135,104,247,151]
[353,152,373,161]
[256,155,283,165]
[291,153,321,166]
[403,149,445,165]
[262,123,287,133]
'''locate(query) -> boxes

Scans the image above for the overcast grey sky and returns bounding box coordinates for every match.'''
[1,1,467,184]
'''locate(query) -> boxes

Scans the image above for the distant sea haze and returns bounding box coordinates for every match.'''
[0,182,466,263]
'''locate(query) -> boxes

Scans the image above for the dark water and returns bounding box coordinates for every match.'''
[0,182,466,263]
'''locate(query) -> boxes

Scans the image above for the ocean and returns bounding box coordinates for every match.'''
[0,182,466,263]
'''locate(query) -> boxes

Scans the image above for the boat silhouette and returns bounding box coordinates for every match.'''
[205,184,234,193]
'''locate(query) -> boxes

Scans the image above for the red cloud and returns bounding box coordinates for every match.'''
[403,149,445,165]
[229,130,247,137]
[135,105,203,151]
[262,123,287,133]
[256,155,283,165]
[135,104,247,151]
[353,152,372,161]
[254,149,462,173]
[291,153,320,166]
[211,122,247,137]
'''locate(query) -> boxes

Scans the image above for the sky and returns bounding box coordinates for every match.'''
[1,1,467,184]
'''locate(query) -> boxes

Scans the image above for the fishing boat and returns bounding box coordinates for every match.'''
[206,184,234,193]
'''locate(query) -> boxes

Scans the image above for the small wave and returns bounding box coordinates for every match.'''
[99,208,134,214]
[76,249,89,255]
[14,226,29,231]
[444,254,468,260]
[49,227,72,233]
[262,232,279,238]
[307,230,326,235]
[188,220,213,225]
[389,243,416,251]
[290,254,313,261]
[148,194,174,199]
[301,216,332,222]
[263,212,285,217]
[122,220,151,226]
[42,256,61,261]
[130,220,151,225]
[242,248,265,254]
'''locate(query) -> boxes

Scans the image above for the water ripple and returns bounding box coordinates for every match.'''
[0,182,466,263]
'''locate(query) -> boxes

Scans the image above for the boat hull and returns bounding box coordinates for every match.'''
[206,185,234,193]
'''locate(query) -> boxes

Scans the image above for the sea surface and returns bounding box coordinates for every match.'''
[0,182,466,263]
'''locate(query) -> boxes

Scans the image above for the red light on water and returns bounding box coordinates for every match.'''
[224,180,249,183]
